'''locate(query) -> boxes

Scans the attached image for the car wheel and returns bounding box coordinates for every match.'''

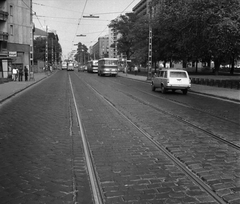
[151,82,156,91]
[182,89,188,95]
[161,85,167,94]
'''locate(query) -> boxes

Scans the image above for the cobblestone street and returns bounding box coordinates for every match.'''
[0,71,239,203]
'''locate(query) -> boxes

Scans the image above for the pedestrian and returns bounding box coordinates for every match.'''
[50,65,53,73]
[134,65,138,75]
[16,68,19,81]
[24,66,28,81]
[18,68,23,81]
[12,67,17,81]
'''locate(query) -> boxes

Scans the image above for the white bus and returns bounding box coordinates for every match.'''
[62,62,67,70]
[98,58,118,77]
[87,60,98,73]
[67,62,74,71]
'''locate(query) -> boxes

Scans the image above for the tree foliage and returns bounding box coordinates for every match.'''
[109,13,137,59]
[152,0,240,73]
[111,0,240,74]
[33,36,62,65]
[74,42,89,64]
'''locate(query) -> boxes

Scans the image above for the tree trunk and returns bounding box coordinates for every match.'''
[230,57,234,75]
[214,59,220,75]
[182,59,187,68]
[195,61,198,73]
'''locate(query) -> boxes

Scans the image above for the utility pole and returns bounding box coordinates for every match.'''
[147,1,153,80]
[30,0,33,73]
[52,38,54,67]
[45,26,48,71]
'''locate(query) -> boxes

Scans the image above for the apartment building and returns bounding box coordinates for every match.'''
[90,36,109,60]
[0,0,33,78]
[132,0,160,18]
[108,28,118,58]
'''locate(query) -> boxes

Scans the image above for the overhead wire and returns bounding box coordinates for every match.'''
[88,0,137,47]
[22,0,44,29]
[70,0,89,55]
[32,0,137,57]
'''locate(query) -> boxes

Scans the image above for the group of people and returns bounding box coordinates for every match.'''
[11,66,29,82]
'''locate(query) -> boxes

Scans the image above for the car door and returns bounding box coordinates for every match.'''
[153,71,163,88]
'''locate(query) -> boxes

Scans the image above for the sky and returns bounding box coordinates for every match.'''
[32,0,141,59]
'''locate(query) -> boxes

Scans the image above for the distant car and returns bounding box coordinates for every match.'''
[151,69,191,95]
[78,65,87,72]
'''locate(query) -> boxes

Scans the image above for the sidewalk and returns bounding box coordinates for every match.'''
[118,72,240,102]
[0,72,48,103]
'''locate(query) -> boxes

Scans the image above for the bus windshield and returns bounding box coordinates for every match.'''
[93,61,98,66]
[104,60,118,65]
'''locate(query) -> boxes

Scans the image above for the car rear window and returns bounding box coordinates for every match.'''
[170,71,187,78]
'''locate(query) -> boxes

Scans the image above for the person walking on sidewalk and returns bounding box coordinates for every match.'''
[12,67,17,81]
[18,68,23,81]
[134,65,138,76]
[24,66,28,81]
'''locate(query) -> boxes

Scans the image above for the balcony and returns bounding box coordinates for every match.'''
[0,10,8,21]
[0,31,8,41]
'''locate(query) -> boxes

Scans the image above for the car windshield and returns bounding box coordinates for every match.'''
[170,71,187,78]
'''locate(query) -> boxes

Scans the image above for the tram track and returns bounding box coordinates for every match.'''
[110,78,239,125]
[73,73,231,204]
[84,80,227,204]
[86,76,240,150]
[122,92,240,151]
[69,75,104,204]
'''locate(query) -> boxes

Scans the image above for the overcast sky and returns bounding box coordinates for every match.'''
[32,0,141,59]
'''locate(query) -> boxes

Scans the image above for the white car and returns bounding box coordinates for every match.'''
[151,69,191,94]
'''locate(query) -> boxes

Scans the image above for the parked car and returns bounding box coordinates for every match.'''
[151,69,191,94]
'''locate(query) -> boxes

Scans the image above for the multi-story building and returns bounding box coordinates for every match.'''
[108,28,118,58]
[132,0,160,19]
[0,0,33,78]
[90,36,109,60]
[132,0,149,17]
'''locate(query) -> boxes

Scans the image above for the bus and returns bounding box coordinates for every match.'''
[62,62,67,70]
[67,62,74,71]
[87,60,98,73]
[98,58,118,77]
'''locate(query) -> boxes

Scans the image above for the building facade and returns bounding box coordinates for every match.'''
[0,0,33,78]
[90,36,109,60]
[108,28,118,58]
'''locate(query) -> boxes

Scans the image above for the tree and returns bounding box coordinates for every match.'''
[74,42,89,65]
[130,16,149,65]
[33,37,46,63]
[109,13,137,59]
[151,0,240,74]
[33,36,62,65]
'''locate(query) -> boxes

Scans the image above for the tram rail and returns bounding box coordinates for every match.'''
[72,72,234,204]
[86,76,240,150]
